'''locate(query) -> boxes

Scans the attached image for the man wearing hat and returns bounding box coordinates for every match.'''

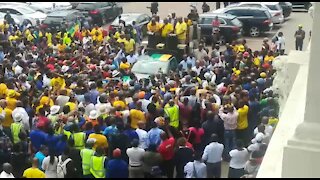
[294,24,305,51]
[10,113,25,144]
[47,105,60,125]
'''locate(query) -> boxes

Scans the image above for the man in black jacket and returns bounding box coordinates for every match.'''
[201,110,225,146]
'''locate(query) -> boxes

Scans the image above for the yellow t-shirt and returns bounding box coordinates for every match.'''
[88,133,108,150]
[27,33,34,42]
[65,102,77,112]
[175,22,187,40]
[124,39,135,53]
[253,57,261,67]
[120,62,130,70]
[45,32,52,45]
[161,23,174,37]
[117,37,126,44]
[23,167,46,178]
[50,77,66,91]
[9,35,19,42]
[91,28,102,37]
[63,37,72,46]
[268,117,279,127]
[113,31,122,39]
[147,22,161,33]
[129,109,146,129]
[6,97,17,111]
[39,96,54,107]
[237,105,249,130]
[113,100,126,109]
[264,55,274,63]
[0,83,8,98]
[0,23,9,32]
[3,108,13,128]
[57,43,66,52]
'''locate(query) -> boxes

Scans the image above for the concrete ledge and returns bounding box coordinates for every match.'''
[257,50,310,178]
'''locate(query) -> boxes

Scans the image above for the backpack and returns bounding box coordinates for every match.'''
[57,156,72,178]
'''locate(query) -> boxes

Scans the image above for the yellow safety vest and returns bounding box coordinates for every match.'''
[80,148,95,175]
[73,132,86,150]
[11,122,22,144]
[90,156,106,178]
[164,104,179,128]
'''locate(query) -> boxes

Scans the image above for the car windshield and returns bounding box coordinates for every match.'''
[111,14,139,26]
[76,3,98,10]
[131,55,169,75]
[16,6,36,14]
[43,16,63,24]
[231,17,242,27]
[266,4,281,10]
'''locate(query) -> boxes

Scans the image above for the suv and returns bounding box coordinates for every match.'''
[226,2,284,24]
[41,10,84,33]
[291,2,312,10]
[198,13,243,45]
[214,7,273,37]
[75,2,123,26]
[131,53,178,80]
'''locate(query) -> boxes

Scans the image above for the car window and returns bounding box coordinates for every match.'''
[169,58,178,70]
[8,9,22,15]
[16,6,36,14]
[76,3,98,10]
[140,14,150,23]
[43,16,63,24]
[66,13,75,20]
[252,10,267,17]
[266,4,281,10]
[100,2,113,7]
[201,17,213,24]
[227,9,253,16]
[230,17,242,27]
[218,18,226,25]
[240,4,262,8]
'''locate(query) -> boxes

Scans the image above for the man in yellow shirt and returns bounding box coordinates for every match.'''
[124,35,135,54]
[23,158,46,178]
[175,17,187,44]
[119,57,131,71]
[45,30,52,45]
[57,40,67,53]
[147,18,161,34]
[0,20,9,32]
[160,18,174,42]
[237,101,249,144]
[129,102,146,129]
[88,125,108,151]
[90,26,102,37]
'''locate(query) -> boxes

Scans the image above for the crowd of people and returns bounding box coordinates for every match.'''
[0,3,280,179]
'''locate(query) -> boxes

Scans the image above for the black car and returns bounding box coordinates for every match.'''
[279,2,293,18]
[291,2,312,10]
[41,10,84,33]
[215,7,273,37]
[109,13,151,37]
[198,13,243,45]
[75,2,123,26]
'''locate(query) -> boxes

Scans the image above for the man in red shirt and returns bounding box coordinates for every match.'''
[158,125,175,178]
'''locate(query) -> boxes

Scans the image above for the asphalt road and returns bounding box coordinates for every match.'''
[116,2,313,54]
[101,2,314,178]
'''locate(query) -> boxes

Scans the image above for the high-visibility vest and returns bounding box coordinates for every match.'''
[72,132,86,150]
[80,148,95,175]
[90,156,106,178]
[164,104,179,128]
[11,122,22,144]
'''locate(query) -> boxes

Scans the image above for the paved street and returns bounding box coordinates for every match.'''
[115,2,313,178]
[117,2,313,53]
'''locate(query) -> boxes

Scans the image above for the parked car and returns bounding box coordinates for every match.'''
[291,2,312,10]
[213,7,273,37]
[279,2,293,18]
[41,10,84,33]
[198,13,243,45]
[75,2,123,26]
[226,2,284,24]
[109,13,151,37]
[0,5,47,26]
[26,2,72,14]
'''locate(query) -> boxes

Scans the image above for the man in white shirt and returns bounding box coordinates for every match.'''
[126,51,138,65]
[253,117,273,137]
[202,134,224,178]
[12,101,30,132]
[126,139,145,178]
[0,163,15,178]
[184,152,207,178]
[135,121,148,150]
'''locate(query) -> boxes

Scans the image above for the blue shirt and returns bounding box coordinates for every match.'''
[87,89,99,105]
[30,130,48,152]
[0,51,4,63]
[103,125,118,139]
[55,140,67,156]
[34,151,46,170]
[147,127,164,147]
[123,130,139,142]
[45,134,61,152]
[107,159,129,178]
[84,130,94,139]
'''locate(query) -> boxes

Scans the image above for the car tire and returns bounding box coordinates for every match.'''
[249,26,260,37]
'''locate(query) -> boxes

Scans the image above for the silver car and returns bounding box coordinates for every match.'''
[0,5,47,25]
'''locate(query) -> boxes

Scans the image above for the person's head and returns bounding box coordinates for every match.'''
[32,158,39,168]
[96,146,105,156]
[137,121,146,130]
[257,124,266,134]
[236,139,244,149]
[131,138,139,148]
[113,148,121,158]
[163,18,168,24]
[93,125,101,133]
[210,133,218,143]
[39,145,48,155]
[298,24,302,30]
[86,138,95,149]
[194,151,202,161]
[2,163,12,174]
[278,31,283,37]
[261,116,269,125]
[177,137,187,147]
